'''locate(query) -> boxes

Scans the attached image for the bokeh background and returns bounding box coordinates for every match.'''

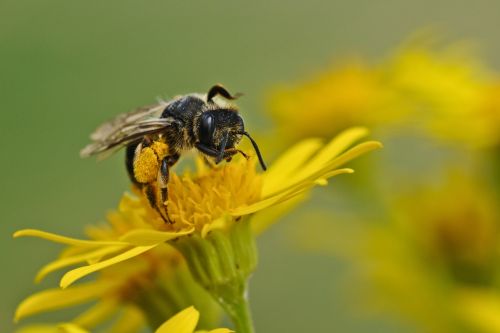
[3,1,500,332]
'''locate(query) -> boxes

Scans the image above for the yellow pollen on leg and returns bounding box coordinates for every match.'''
[133,147,159,183]
[151,141,169,160]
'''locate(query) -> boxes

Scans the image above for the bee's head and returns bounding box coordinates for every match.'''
[198,109,244,152]
[197,109,266,170]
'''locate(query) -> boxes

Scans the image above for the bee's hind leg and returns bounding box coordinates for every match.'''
[142,183,170,223]
[125,136,153,186]
[156,153,180,223]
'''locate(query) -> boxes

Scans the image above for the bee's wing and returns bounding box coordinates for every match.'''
[89,103,166,141]
[80,102,175,159]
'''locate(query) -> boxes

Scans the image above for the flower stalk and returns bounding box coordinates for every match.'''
[130,261,221,331]
[222,282,255,333]
[173,218,257,333]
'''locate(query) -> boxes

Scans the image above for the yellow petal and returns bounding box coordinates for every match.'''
[263,128,370,197]
[59,245,94,259]
[231,188,306,216]
[265,138,323,176]
[235,167,353,216]
[263,141,380,199]
[201,216,229,238]
[322,168,355,179]
[35,245,126,283]
[14,324,59,333]
[251,193,306,235]
[231,182,314,216]
[14,229,126,247]
[155,306,199,333]
[73,300,119,329]
[119,227,194,246]
[15,280,119,322]
[14,324,90,333]
[60,245,156,288]
[58,324,89,333]
[234,167,355,217]
[262,138,323,196]
[326,141,382,171]
[196,329,234,333]
[268,141,377,198]
[298,127,369,176]
[108,306,145,333]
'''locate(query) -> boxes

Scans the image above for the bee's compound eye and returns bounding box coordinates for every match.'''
[200,113,215,145]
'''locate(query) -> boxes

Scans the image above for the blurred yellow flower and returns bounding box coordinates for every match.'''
[392,174,499,285]
[454,289,500,333]
[268,39,500,149]
[268,62,390,143]
[302,173,500,333]
[384,41,500,148]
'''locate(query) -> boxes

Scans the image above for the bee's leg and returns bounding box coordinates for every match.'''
[218,149,247,163]
[195,143,219,157]
[141,183,169,223]
[202,156,216,168]
[195,143,221,168]
[195,143,244,165]
[125,136,154,186]
[128,136,171,221]
[156,153,180,223]
[223,148,248,160]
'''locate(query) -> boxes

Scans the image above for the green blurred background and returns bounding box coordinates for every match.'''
[2,1,500,332]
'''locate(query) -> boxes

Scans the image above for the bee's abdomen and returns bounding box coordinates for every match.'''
[126,142,141,186]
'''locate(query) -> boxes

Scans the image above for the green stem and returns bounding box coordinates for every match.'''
[173,218,258,333]
[211,279,254,333]
[134,264,222,331]
[224,290,255,333]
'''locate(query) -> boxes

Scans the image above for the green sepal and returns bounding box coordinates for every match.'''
[133,259,221,331]
[173,217,257,333]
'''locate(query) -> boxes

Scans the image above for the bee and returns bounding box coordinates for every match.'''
[81,84,267,222]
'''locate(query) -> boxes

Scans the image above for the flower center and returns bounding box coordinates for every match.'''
[167,159,262,232]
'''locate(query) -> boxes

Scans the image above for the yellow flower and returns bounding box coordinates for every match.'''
[15,128,381,333]
[301,173,500,333]
[384,41,500,148]
[268,38,500,149]
[268,62,390,144]
[15,127,380,288]
[15,201,221,332]
[455,289,500,333]
[392,174,499,284]
[16,307,231,333]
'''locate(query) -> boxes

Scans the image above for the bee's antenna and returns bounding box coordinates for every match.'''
[207,84,243,103]
[241,132,267,171]
[216,131,230,164]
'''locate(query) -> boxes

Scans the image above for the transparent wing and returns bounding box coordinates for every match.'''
[80,102,175,159]
[89,103,166,141]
